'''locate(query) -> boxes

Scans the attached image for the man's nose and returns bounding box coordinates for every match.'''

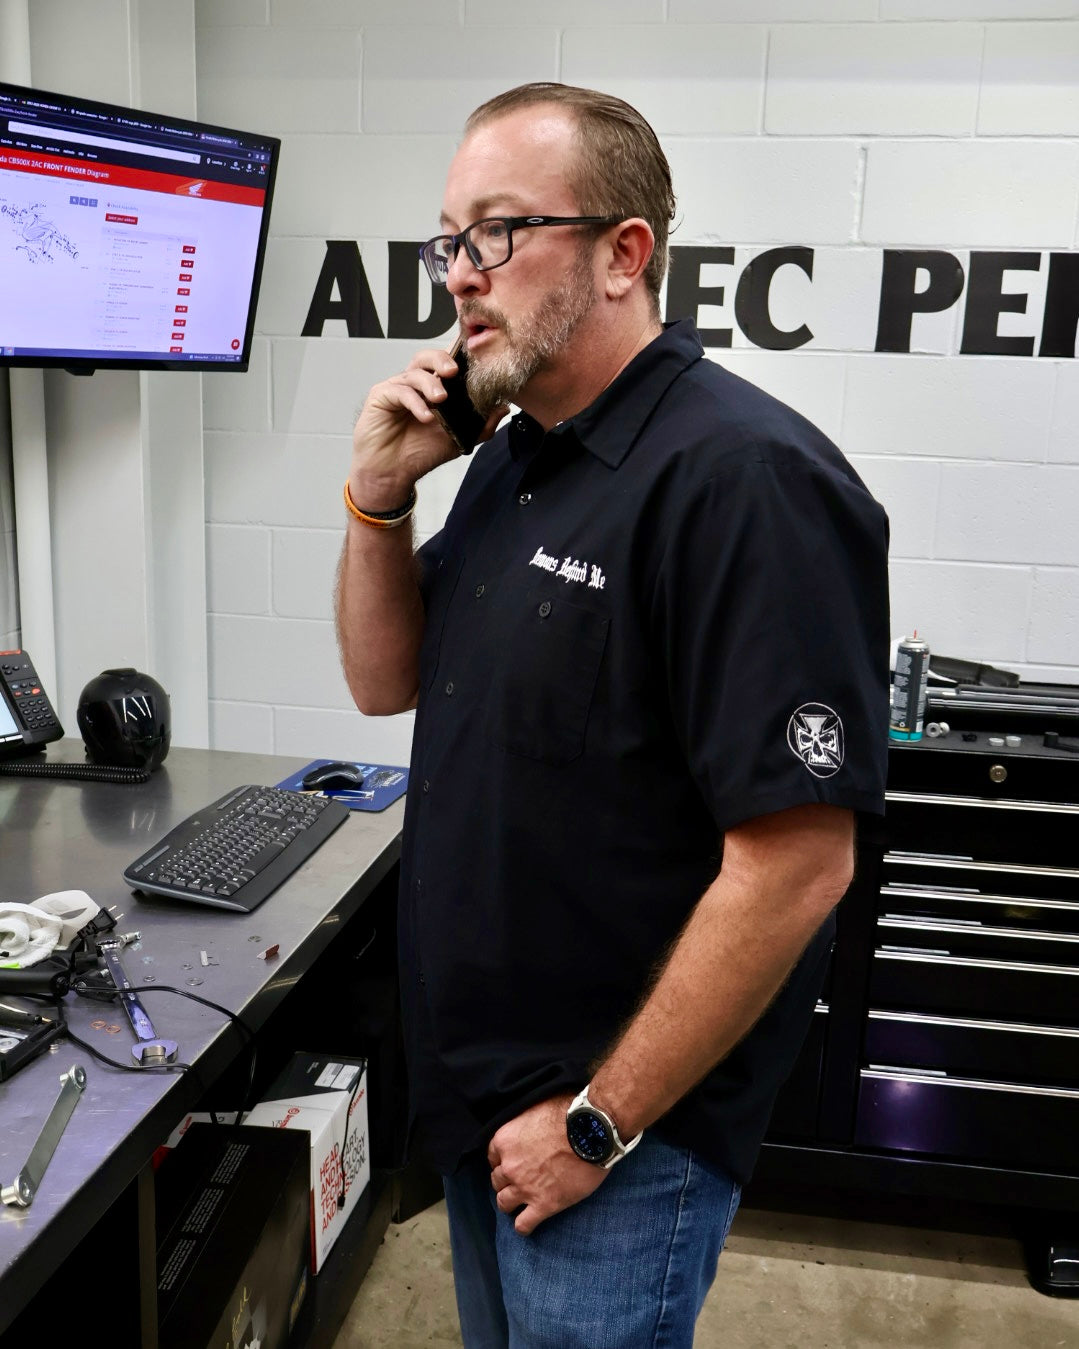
[446,244,487,297]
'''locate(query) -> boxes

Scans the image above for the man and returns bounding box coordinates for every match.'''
[336,83,889,1349]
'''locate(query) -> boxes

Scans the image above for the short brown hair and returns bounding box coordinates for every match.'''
[464,83,676,313]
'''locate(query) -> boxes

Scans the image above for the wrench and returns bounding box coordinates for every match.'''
[99,948,178,1065]
[1,1064,86,1208]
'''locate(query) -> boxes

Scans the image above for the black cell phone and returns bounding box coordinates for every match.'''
[431,336,487,455]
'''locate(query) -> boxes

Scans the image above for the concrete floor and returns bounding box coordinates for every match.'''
[334,1196,1079,1348]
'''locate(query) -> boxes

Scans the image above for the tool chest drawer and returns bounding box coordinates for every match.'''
[855,1068,1079,1173]
[869,946,1079,1028]
[875,913,1079,966]
[864,1009,1079,1088]
[881,854,1079,904]
[883,793,1079,869]
[887,732,1079,800]
[877,882,1079,931]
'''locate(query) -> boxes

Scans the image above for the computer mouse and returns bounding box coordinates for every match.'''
[300,761,366,791]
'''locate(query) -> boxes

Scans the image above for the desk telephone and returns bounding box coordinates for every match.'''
[0,651,170,783]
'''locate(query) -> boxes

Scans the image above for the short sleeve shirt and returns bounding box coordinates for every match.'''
[398,319,890,1182]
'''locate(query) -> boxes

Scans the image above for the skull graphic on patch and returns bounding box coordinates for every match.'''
[787,703,844,778]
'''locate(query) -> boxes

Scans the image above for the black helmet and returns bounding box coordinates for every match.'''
[76,668,171,770]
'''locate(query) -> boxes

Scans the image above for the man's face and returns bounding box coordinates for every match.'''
[440,107,601,414]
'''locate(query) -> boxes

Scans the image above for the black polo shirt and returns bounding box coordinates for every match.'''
[398,319,889,1183]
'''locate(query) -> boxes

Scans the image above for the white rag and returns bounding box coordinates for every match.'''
[0,890,101,967]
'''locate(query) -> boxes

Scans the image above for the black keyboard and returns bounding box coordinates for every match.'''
[123,784,350,913]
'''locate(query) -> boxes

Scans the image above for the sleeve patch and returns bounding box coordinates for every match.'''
[787,703,845,779]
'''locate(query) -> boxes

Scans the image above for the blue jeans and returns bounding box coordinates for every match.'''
[441,1133,741,1349]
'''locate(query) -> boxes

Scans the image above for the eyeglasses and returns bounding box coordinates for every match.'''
[419,215,622,286]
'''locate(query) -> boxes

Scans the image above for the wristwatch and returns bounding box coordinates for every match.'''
[566,1086,643,1168]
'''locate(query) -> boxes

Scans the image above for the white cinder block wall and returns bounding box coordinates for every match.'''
[194,0,1079,767]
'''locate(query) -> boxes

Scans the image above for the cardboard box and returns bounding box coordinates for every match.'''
[155,1122,310,1349]
[154,1109,236,1166]
[243,1051,370,1273]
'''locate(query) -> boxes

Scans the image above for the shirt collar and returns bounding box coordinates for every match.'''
[507,319,706,468]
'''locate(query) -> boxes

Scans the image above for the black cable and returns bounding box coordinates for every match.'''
[0,759,151,783]
[337,1063,365,1211]
[68,982,257,1107]
[63,1025,192,1073]
[133,985,259,1123]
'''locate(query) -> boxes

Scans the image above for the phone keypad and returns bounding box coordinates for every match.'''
[1,654,61,733]
[9,682,59,730]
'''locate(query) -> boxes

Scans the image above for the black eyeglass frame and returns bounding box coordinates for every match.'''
[418,214,622,285]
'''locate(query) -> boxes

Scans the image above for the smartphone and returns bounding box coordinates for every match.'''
[430,336,487,456]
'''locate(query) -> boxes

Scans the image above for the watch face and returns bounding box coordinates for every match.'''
[567,1107,615,1165]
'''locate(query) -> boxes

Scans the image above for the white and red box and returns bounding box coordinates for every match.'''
[243,1052,370,1273]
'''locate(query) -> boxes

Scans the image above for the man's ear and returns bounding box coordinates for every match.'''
[603,218,655,299]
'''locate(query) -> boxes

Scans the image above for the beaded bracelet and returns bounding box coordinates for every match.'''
[343,480,417,530]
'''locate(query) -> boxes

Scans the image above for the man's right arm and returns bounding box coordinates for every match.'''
[334,346,500,715]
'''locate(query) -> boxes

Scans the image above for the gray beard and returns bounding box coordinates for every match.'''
[464,250,596,416]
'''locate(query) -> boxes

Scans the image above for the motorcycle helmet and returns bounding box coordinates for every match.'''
[76,668,171,770]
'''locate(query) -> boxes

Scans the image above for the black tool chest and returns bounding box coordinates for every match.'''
[756,694,1079,1296]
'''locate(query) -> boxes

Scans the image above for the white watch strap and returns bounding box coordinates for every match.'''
[571,1085,644,1168]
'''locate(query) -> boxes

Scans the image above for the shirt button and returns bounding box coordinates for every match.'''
[475,583,485,598]
[518,492,532,505]
[422,779,430,793]
[445,681,454,695]
[538,600,552,618]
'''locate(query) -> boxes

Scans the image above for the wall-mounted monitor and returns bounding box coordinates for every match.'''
[0,81,280,373]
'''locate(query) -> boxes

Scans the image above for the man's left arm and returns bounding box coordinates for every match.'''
[487,801,853,1234]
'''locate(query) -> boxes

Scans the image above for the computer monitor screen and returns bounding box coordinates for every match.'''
[0,81,280,372]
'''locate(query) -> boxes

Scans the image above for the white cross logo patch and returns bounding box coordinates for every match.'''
[787,703,844,779]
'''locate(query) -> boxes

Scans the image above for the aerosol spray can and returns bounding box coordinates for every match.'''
[890,632,930,741]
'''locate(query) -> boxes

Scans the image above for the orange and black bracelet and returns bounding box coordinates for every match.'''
[343,480,417,530]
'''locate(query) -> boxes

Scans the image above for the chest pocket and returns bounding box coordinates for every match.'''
[486,594,609,764]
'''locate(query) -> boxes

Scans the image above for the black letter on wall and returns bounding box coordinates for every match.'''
[960,252,1040,356]
[665,246,734,347]
[301,241,385,338]
[875,251,964,353]
[734,247,814,350]
[1039,253,1079,358]
[387,242,458,340]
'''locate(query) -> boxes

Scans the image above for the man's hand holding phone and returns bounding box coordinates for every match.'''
[349,341,503,514]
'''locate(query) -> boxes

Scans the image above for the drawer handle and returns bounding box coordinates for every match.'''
[880,885,1079,916]
[874,948,1079,976]
[886,854,1079,881]
[868,1009,1079,1038]
[886,790,1079,815]
[862,1067,1079,1101]
[877,916,1079,945]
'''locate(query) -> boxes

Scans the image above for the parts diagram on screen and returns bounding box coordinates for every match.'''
[0,199,79,264]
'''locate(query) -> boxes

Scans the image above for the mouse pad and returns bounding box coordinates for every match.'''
[275,760,409,812]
